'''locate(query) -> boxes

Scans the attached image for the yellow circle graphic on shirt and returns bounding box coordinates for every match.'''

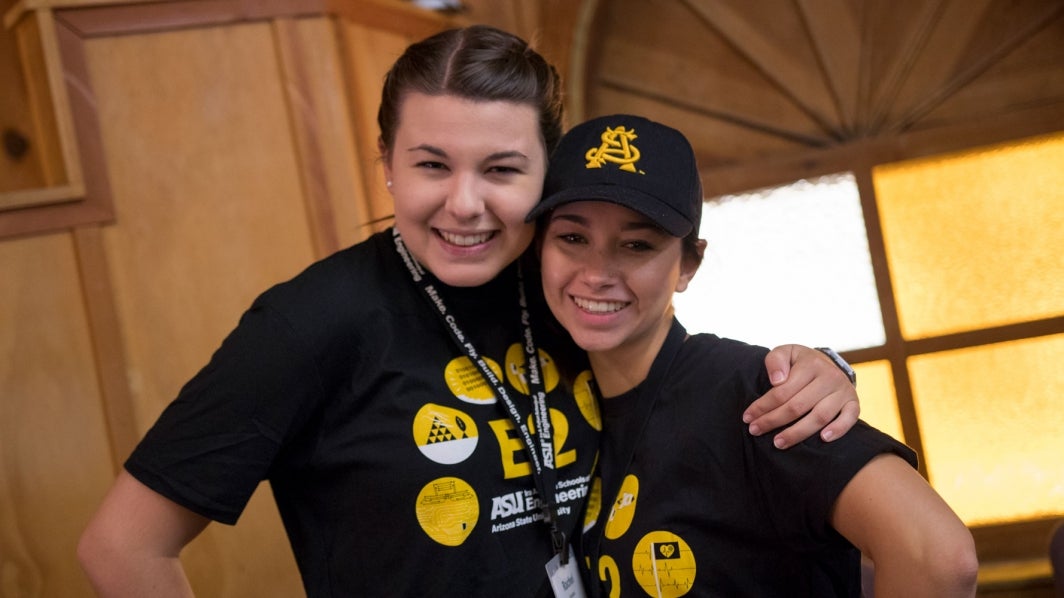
[412,403,479,465]
[573,370,601,431]
[504,343,559,396]
[444,356,503,404]
[605,474,639,540]
[415,477,479,546]
[583,475,603,533]
[632,531,696,597]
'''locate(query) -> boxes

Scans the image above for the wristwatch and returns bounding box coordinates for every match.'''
[815,347,857,386]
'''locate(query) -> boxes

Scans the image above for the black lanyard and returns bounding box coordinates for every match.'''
[392,229,569,561]
[587,318,688,597]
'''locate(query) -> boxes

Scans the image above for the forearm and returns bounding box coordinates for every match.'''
[873,557,977,598]
[80,550,195,598]
[78,471,209,597]
[867,503,978,597]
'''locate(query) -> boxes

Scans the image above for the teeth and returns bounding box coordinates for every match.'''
[439,230,493,246]
[573,296,628,313]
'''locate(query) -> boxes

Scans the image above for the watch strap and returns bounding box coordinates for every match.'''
[815,347,857,386]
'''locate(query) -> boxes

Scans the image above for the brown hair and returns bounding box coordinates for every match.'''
[377,25,564,158]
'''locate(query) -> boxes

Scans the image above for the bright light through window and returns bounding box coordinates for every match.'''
[674,173,884,352]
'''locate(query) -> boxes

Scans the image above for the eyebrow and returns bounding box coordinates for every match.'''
[405,144,530,162]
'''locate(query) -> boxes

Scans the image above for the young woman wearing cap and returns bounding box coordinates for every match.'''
[78,28,864,597]
[535,114,979,597]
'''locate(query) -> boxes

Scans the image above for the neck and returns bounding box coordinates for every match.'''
[587,311,675,399]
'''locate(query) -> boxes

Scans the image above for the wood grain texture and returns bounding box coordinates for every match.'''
[336,19,414,231]
[274,16,366,255]
[585,0,1064,177]
[0,0,47,193]
[0,9,76,203]
[0,231,114,597]
[80,22,316,596]
[72,225,138,467]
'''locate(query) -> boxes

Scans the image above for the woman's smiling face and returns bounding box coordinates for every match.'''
[383,92,547,288]
[539,201,699,362]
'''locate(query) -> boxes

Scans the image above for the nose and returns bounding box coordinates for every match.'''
[444,175,484,221]
[579,248,618,288]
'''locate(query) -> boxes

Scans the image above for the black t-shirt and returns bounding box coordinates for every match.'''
[581,320,916,597]
[126,229,601,597]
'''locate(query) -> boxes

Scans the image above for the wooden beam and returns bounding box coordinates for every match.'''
[273,16,345,258]
[48,0,327,37]
[73,225,140,470]
[881,0,994,131]
[972,516,1064,564]
[863,0,946,131]
[796,0,862,133]
[327,0,452,41]
[892,1,1064,132]
[698,101,1064,197]
[683,0,840,136]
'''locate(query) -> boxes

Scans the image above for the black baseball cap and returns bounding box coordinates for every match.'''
[527,114,703,237]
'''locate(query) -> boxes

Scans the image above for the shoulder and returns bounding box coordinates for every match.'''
[261,231,397,303]
[653,332,771,415]
[825,420,918,469]
[679,333,770,378]
[252,230,418,323]
[238,230,416,351]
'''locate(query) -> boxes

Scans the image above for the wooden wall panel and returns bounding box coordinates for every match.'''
[83,23,316,426]
[337,20,415,231]
[180,487,303,596]
[81,22,314,595]
[274,16,368,254]
[0,231,114,597]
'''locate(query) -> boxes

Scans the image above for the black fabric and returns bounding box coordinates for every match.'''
[583,320,917,597]
[126,229,600,597]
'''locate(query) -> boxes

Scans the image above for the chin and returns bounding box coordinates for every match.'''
[564,329,622,353]
[432,264,503,288]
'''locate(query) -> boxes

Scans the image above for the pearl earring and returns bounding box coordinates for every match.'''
[386,180,393,188]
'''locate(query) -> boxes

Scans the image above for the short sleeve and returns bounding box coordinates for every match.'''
[749,420,917,545]
[125,300,326,524]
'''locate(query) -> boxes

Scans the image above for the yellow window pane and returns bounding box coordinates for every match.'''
[852,361,904,443]
[873,132,1064,339]
[908,334,1064,526]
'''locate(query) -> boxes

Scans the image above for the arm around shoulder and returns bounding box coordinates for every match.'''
[831,453,979,598]
[78,470,210,597]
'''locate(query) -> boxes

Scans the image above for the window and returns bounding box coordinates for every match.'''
[675,131,1064,529]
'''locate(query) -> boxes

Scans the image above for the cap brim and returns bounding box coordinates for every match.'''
[526,184,693,237]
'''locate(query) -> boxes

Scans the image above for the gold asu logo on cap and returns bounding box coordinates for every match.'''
[584,125,644,174]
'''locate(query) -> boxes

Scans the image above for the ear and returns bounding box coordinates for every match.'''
[675,239,706,293]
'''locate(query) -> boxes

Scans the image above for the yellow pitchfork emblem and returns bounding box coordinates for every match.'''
[584,126,642,173]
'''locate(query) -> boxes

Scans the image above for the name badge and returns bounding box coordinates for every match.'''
[546,545,587,598]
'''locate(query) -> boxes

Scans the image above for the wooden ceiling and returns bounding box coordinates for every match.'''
[537,0,1064,196]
